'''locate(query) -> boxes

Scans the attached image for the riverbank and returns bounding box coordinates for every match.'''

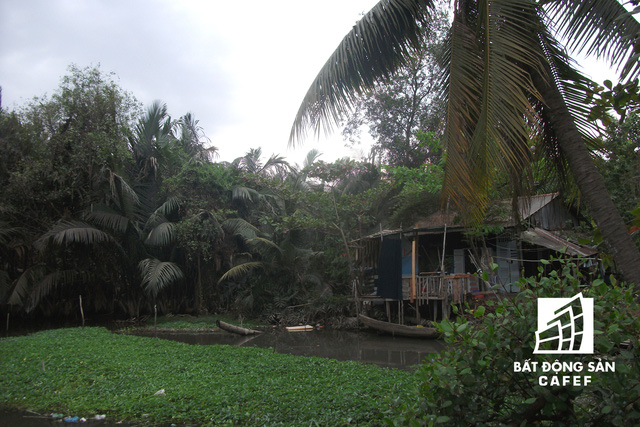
[0,327,414,425]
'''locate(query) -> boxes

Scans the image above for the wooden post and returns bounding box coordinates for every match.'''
[154,304,158,330]
[79,295,85,327]
[439,198,450,323]
[410,239,416,303]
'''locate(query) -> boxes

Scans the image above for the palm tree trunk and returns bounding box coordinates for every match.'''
[532,70,640,287]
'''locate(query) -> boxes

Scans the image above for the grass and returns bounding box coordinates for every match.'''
[0,327,414,425]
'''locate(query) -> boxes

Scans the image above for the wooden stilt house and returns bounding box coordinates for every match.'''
[354,193,598,323]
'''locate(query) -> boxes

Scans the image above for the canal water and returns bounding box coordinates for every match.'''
[130,327,446,370]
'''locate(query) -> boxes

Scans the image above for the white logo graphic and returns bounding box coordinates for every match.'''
[533,293,593,354]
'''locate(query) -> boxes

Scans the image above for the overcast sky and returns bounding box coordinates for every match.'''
[0,0,381,165]
[0,0,615,166]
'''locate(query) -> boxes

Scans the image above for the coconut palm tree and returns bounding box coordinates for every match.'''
[176,112,218,164]
[27,170,184,316]
[232,147,289,176]
[217,217,322,315]
[290,0,640,285]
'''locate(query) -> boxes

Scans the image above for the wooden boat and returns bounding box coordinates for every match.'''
[216,320,262,336]
[285,325,314,332]
[358,315,440,339]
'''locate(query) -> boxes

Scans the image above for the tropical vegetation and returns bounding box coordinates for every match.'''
[0,327,412,425]
[1,0,640,423]
[290,0,640,286]
[0,64,444,323]
[392,256,640,425]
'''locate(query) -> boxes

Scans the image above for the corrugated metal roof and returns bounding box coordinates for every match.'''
[409,193,561,231]
[359,228,402,240]
[520,228,598,257]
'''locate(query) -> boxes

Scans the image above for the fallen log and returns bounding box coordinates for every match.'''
[216,320,262,336]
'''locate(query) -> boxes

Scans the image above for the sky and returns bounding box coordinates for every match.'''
[0,0,616,166]
[0,0,380,165]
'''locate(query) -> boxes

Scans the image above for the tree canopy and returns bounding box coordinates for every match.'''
[290,0,640,286]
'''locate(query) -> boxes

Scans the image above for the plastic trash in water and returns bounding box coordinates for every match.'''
[64,416,79,423]
[93,414,107,420]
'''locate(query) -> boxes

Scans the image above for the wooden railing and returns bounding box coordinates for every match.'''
[415,273,479,303]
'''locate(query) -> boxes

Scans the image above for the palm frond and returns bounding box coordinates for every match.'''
[260,154,290,174]
[143,197,180,233]
[537,26,600,138]
[469,0,542,214]
[27,270,87,312]
[440,13,484,212]
[107,169,141,213]
[0,270,10,303]
[150,196,180,220]
[546,0,640,80]
[38,220,115,248]
[235,148,262,173]
[177,112,216,162]
[290,0,436,144]
[222,218,260,240]
[247,237,283,258]
[138,258,184,297]
[134,101,172,150]
[217,261,264,284]
[232,186,259,203]
[5,265,45,306]
[85,206,130,234]
[303,149,323,169]
[145,221,175,247]
[532,24,602,199]
[0,220,27,245]
[442,0,546,221]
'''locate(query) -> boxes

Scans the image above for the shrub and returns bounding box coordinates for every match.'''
[392,257,640,426]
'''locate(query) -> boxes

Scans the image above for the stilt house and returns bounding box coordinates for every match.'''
[355,193,598,322]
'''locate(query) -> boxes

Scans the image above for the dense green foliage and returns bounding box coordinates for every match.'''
[0,327,412,425]
[1,58,639,426]
[0,65,446,323]
[391,257,640,425]
[291,0,640,285]
[601,111,640,226]
[1,62,637,325]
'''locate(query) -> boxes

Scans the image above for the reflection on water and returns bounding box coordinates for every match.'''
[131,328,445,370]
